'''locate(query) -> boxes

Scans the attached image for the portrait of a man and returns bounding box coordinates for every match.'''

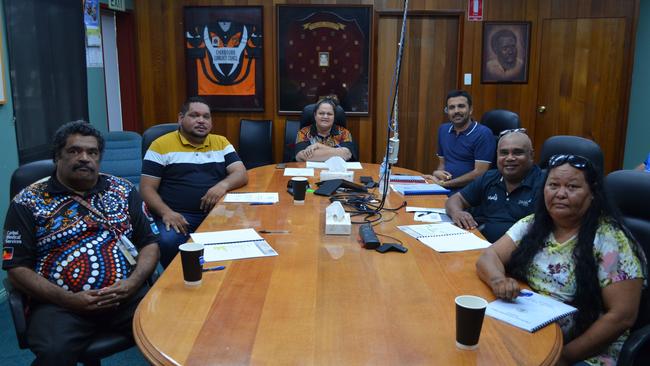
[481,22,530,83]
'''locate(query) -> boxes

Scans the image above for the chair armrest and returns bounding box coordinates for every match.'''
[3,278,29,349]
[618,324,650,366]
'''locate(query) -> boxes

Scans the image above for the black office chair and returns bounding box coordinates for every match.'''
[480,109,521,138]
[9,159,56,199]
[101,131,142,186]
[141,123,178,157]
[604,170,650,366]
[239,119,273,169]
[299,103,347,129]
[283,120,301,163]
[538,135,604,174]
[6,161,138,366]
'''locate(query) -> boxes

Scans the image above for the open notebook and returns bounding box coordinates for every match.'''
[397,223,490,252]
[190,229,278,262]
[486,289,578,332]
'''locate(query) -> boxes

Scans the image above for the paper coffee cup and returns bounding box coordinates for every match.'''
[455,295,488,350]
[179,243,204,286]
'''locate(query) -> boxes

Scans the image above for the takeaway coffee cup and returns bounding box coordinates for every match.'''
[455,295,488,350]
[291,177,308,203]
[179,243,204,286]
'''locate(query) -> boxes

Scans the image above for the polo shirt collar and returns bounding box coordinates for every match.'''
[498,164,541,189]
[447,120,478,136]
[310,123,341,138]
[178,130,210,149]
[46,172,108,196]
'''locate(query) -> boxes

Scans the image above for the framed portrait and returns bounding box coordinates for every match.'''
[481,22,531,84]
[184,6,264,112]
[277,5,372,115]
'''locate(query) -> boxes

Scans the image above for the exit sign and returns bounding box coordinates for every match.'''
[108,0,125,12]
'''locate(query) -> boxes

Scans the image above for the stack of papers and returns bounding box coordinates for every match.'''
[190,229,278,262]
[391,183,450,195]
[223,193,279,203]
[486,290,578,332]
[306,161,363,170]
[389,175,427,183]
[397,223,490,252]
[283,168,314,177]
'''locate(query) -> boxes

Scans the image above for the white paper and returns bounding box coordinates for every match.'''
[486,290,577,332]
[306,161,363,170]
[190,228,278,262]
[414,212,442,222]
[418,234,490,252]
[223,193,279,203]
[283,168,314,177]
[398,223,468,238]
[406,207,447,214]
[190,228,262,244]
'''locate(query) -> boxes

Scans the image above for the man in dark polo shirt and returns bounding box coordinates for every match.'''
[445,130,544,242]
[140,96,248,267]
[2,121,159,366]
[425,90,495,195]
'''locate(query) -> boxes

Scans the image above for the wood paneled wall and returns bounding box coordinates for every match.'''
[134,0,638,171]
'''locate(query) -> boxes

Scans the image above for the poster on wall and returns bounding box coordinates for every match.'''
[277,5,372,115]
[481,22,531,84]
[184,6,264,112]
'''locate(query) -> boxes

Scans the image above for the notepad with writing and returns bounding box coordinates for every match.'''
[397,223,490,252]
[486,289,578,332]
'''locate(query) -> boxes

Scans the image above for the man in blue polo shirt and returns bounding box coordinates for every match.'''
[425,90,495,194]
[445,131,544,242]
[140,97,248,267]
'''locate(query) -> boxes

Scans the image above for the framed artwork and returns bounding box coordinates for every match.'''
[184,6,264,112]
[481,22,531,84]
[277,5,372,115]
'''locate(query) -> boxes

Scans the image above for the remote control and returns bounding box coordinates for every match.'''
[359,223,380,249]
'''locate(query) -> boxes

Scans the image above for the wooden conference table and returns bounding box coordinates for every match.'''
[134,164,561,365]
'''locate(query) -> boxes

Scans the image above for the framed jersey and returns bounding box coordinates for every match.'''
[277,5,372,115]
[184,6,264,111]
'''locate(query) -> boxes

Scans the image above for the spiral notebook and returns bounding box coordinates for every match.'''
[486,289,578,332]
[397,223,490,252]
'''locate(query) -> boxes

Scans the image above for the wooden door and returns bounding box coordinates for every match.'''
[533,18,627,173]
[375,14,459,174]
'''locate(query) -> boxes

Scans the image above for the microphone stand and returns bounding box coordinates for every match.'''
[377,0,409,211]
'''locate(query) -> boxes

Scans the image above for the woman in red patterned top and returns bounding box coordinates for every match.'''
[294,98,357,162]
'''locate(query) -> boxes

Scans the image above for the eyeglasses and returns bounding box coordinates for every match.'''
[498,128,527,138]
[547,154,590,169]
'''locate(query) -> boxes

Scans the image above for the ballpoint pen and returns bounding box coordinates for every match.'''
[250,202,274,205]
[259,230,290,234]
[203,265,226,272]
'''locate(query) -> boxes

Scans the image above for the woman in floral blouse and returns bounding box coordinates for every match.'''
[477,154,646,366]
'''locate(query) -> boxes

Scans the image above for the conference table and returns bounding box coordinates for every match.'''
[133,163,562,365]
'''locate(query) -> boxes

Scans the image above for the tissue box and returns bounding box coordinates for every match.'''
[320,170,354,182]
[326,213,352,235]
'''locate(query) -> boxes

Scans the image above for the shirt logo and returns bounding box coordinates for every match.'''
[2,247,14,261]
[487,193,498,201]
[5,230,22,245]
[518,199,532,207]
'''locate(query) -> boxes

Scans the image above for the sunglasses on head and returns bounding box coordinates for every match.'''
[547,154,590,169]
[498,128,527,138]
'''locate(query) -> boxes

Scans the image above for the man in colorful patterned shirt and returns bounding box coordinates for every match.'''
[2,121,160,366]
[140,96,248,267]
[294,98,357,162]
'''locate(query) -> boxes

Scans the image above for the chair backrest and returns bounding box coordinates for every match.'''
[142,123,178,157]
[9,159,56,199]
[480,109,521,137]
[101,131,142,186]
[239,119,273,169]
[299,103,347,129]
[283,120,301,163]
[604,170,650,327]
[538,135,604,173]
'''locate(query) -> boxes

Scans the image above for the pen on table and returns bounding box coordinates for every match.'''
[259,230,290,234]
[203,265,226,272]
[518,291,533,297]
[250,202,274,206]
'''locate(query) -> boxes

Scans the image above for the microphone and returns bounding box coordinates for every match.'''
[388,136,400,165]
